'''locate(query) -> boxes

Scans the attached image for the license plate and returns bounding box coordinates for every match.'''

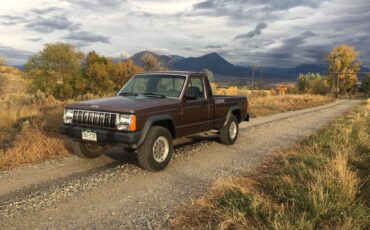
[81,130,97,142]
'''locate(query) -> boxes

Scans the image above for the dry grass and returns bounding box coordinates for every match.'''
[212,84,335,117]
[0,127,69,170]
[248,94,333,117]
[0,73,70,170]
[0,72,27,95]
[171,103,370,230]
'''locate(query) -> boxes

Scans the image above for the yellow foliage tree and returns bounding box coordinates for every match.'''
[326,44,360,94]
[140,53,165,71]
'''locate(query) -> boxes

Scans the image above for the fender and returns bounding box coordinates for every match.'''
[222,106,240,127]
[137,114,176,147]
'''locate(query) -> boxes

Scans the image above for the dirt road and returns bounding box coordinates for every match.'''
[0,100,362,229]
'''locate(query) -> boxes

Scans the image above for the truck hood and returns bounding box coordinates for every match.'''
[67,96,180,114]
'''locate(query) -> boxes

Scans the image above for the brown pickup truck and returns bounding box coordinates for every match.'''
[60,71,249,171]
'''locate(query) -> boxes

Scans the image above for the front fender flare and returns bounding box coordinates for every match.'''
[137,114,175,147]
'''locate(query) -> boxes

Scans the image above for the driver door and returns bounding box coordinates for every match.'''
[179,76,210,136]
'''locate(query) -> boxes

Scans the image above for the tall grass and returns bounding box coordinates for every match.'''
[212,84,334,117]
[171,103,370,229]
[249,94,333,117]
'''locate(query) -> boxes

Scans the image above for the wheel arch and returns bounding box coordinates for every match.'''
[223,106,241,127]
[137,114,176,147]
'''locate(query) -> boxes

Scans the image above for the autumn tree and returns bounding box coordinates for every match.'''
[0,56,7,66]
[84,52,143,95]
[297,73,330,94]
[140,53,164,71]
[25,42,84,99]
[26,42,144,99]
[110,59,143,90]
[326,44,361,95]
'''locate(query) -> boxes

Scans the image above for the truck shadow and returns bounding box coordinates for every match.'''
[104,133,220,164]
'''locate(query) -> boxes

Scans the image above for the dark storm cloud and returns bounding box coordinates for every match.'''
[63,31,111,43]
[256,31,317,62]
[191,0,328,20]
[25,15,78,33]
[0,44,32,65]
[234,22,268,39]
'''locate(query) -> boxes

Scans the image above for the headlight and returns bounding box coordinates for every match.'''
[63,109,74,124]
[116,114,136,131]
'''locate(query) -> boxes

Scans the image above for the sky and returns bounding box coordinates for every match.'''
[0,0,369,67]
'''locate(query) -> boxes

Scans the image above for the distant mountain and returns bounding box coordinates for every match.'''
[129,51,250,79]
[171,52,250,78]
[128,51,370,82]
[130,51,185,68]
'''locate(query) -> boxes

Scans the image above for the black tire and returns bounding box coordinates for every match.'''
[70,141,106,159]
[219,114,239,145]
[137,126,173,171]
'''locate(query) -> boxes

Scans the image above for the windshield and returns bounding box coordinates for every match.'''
[117,74,186,98]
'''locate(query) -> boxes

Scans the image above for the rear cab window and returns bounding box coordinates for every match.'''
[185,77,205,100]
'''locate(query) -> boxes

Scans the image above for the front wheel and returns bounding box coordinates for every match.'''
[219,114,239,145]
[70,141,106,159]
[137,126,173,171]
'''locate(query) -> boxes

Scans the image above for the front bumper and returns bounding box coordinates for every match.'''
[59,124,142,148]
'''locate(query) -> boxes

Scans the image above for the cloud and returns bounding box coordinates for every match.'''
[63,31,111,43]
[25,37,43,42]
[183,46,193,51]
[64,0,126,10]
[234,22,268,39]
[30,7,62,14]
[0,44,33,65]
[193,0,215,9]
[205,44,224,49]
[0,15,27,25]
[25,15,78,33]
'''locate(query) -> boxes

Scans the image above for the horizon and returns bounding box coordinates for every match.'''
[1,0,369,67]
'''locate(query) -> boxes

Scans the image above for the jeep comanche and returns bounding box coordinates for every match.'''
[59,71,249,171]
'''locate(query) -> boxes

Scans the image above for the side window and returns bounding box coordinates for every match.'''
[185,77,205,99]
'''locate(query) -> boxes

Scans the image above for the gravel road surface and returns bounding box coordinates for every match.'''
[0,99,362,229]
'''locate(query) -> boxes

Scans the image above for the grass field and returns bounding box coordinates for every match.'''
[171,102,370,229]
[0,73,335,170]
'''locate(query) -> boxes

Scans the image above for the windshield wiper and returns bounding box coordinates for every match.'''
[141,93,166,98]
[118,92,138,96]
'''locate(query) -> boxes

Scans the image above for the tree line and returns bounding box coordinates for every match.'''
[297,44,369,96]
[24,43,145,99]
[8,42,370,99]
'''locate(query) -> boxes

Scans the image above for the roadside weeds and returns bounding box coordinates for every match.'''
[171,102,370,230]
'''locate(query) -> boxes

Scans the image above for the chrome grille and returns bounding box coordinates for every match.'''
[72,110,117,129]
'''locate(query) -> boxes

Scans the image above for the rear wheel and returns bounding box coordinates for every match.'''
[219,114,239,145]
[70,141,106,159]
[137,126,173,171]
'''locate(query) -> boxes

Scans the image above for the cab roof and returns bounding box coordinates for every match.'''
[136,71,206,77]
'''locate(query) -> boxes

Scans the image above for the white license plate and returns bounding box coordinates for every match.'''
[81,130,97,142]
